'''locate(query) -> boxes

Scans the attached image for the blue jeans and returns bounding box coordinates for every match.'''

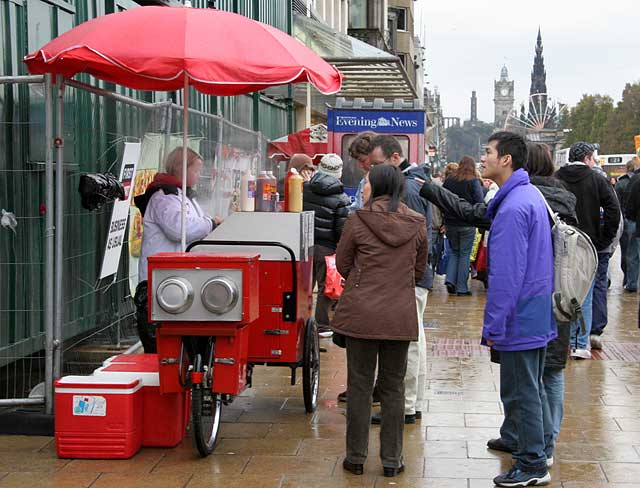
[570,281,594,350]
[445,225,476,293]
[499,347,548,472]
[624,220,640,291]
[501,365,564,459]
[542,367,564,458]
[591,252,611,336]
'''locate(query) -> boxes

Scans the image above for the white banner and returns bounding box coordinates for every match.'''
[99,142,141,280]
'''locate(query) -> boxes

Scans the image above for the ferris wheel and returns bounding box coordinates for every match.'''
[504,93,567,132]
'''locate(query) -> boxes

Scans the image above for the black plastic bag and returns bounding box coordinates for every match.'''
[78,173,125,211]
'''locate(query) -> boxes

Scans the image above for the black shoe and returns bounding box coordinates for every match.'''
[383,465,405,477]
[487,437,516,453]
[342,458,363,475]
[445,282,456,294]
[456,291,472,296]
[337,390,347,402]
[493,466,550,487]
[371,413,416,425]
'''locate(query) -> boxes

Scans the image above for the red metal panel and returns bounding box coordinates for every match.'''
[212,325,250,395]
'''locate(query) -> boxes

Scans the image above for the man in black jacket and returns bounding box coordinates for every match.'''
[617,158,640,291]
[303,154,351,337]
[555,142,621,357]
[368,135,433,424]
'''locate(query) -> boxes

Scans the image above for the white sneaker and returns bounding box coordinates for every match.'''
[590,334,603,350]
[318,330,334,338]
[571,348,592,360]
[546,456,554,467]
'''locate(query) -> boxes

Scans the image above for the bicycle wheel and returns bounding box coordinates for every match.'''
[191,353,222,457]
[302,318,320,413]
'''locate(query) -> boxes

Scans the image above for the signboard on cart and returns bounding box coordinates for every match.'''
[99,142,140,279]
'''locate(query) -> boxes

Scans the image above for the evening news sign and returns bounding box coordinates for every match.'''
[327,109,425,134]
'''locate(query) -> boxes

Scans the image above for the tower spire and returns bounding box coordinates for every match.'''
[529,28,548,123]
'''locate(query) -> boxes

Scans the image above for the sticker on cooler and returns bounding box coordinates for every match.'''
[73,395,107,416]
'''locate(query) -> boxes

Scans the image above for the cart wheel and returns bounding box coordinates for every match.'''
[302,319,320,413]
[191,354,222,457]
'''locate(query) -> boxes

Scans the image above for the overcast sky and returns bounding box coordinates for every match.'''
[414,0,639,123]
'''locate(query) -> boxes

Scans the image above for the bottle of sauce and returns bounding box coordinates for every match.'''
[256,170,270,212]
[286,168,304,213]
[240,170,255,212]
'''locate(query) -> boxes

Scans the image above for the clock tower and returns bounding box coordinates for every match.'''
[494,65,515,129]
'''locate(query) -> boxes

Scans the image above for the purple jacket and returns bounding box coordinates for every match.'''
[482,169,557,351]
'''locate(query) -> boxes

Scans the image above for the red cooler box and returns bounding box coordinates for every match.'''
[95,354,189,447]
[55,375,143,459]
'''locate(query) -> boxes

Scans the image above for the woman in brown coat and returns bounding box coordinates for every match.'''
[332,164,428,478]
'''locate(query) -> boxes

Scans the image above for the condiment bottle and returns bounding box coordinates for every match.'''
[256,170,270,212]
[240,169,255,212]
[286,168,304,212]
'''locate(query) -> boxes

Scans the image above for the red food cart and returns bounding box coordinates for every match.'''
[148,211,319,456]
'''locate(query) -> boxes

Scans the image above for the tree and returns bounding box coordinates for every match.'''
[445,121,495,163]
[602,83,640,154]
[563,83,640,154]
[563,94,614,150]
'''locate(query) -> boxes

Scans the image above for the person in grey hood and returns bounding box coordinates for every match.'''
[368,134,432,425]
[303,153,351,338]
[418,142,576,466]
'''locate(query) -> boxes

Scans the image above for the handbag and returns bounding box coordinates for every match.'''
[435,236,451,276]
[324,254,344,300]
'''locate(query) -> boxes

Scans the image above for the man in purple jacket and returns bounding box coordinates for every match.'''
[482,132,557,487]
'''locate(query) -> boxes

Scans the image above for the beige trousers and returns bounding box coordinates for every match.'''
[404,287,428,414]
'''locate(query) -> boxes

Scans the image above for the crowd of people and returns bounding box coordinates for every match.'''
[298,132,631,487]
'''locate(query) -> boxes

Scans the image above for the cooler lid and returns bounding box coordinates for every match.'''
[55,375,141,390]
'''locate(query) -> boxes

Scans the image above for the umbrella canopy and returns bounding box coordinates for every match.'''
[24,6,342,96]
[268,124,327,164]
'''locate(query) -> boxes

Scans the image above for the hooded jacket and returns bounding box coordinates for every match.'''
[419,173,575,367]
[303,172,351,250]
[482,169,557,352]
[555,163,620,251]
[135,173,213,282]
[331,197,428,341]
[402,163,434,290]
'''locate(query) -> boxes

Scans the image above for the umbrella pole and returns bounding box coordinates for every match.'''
[181,77,188,251]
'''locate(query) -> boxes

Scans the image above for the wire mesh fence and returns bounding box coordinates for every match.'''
[0,77,271,403]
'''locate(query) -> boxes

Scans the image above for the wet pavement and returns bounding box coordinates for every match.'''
[1,251,640,487]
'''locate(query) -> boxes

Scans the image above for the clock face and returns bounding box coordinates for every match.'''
[500,88,509,96]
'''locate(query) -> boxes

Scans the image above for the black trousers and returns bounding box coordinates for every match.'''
[346,336,409,468]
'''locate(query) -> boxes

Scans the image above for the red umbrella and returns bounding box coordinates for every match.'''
[24,6,342,249]
[24,6,342,96]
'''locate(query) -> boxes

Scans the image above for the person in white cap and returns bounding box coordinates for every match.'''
[303,153,351,337]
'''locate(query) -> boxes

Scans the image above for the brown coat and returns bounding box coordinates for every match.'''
[331,197,428,341]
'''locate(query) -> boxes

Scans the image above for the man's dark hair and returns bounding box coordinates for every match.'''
[348,131,377,158]
[526,142,554,177]
[488,131,528,170]
[368,164,405,212]
[370,134,404,159]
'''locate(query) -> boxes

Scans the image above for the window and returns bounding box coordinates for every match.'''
[349,0,367,29]
[388,7,407,31]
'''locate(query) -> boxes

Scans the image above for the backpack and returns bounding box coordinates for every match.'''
[535,187,598,331]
